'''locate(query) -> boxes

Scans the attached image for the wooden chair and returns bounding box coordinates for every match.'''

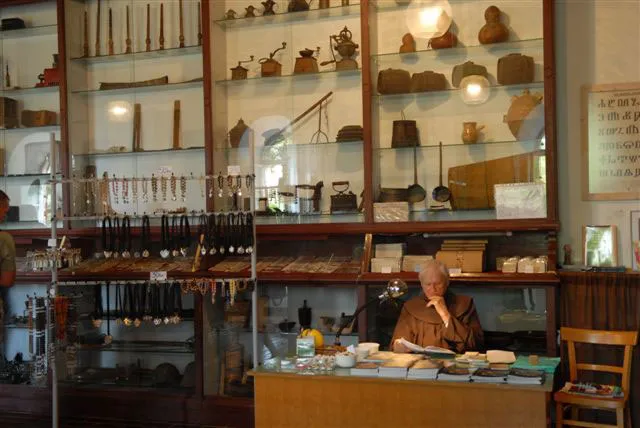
[555,327,638,428]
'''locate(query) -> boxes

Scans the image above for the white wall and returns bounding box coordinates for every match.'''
[556,0,640,268]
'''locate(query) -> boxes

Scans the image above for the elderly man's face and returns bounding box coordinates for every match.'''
[421,266,448,299]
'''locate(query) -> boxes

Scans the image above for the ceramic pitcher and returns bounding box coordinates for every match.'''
[461,122,485,144]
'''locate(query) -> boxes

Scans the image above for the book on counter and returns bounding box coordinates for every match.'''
[560,382,623,398]
[350,362,380,377]
[396,338,456,357]
[507,368,546,385]
[378,355,423,378]
[470,368,508,384]
[407,359,443,380]
[437,366,472,382]
[364,351,397,363]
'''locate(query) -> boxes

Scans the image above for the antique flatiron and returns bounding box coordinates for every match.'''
[330,181,358,214]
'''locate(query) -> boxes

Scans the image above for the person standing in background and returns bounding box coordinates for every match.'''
[0,191,17,364]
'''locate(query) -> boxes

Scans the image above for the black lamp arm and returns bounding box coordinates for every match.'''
[334,295,381,346]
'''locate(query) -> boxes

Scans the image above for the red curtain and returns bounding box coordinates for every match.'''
[560,272,640,425]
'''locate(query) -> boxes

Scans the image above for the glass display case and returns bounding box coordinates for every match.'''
[369,0,550,224]
[64,0,206,225]
[0,1,61,230]
[210,0,365,225]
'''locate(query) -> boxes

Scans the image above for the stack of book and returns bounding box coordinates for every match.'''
[437,366,472,382]
[364,351,396,363]
[378,354,423,379]
[407,359,443,380]
[470,368,509,383]
[350,362,380,377]
[507,368,546,385]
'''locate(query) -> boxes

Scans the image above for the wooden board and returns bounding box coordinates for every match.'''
[253,371,551,428]
[448,151,540,210]
[581,82,640,201]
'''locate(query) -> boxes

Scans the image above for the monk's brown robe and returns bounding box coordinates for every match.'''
[391,293,484,353]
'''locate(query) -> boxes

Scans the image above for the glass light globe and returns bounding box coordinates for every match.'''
[107,101,132,122]
[459,75,491,105]
[404,0,453,40]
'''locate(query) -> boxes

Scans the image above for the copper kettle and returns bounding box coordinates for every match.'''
[288,0,310,12]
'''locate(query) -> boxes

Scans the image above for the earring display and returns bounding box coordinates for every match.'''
[161,174,168,202]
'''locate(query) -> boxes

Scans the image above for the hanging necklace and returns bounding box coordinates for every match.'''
[208,214,217,255]
[112,216,121,259]
[102,216,113,258]
[218,213,226,255]
[143,283,153,322]
[161,174,168,202]
[160,215,170,259]
[151,174,158,202]
[133,284,142,328]
[217,173,224,198]
[163,282,171,325]
[171,215,180,257]
[123,284,132,327]
[152,284,162,326]
[227,213,236,254]
[141,215,151,258]
[245,212,254,254]
[198,174,205,198]
[92,283,103,328]
[131,177,138,204]
[171,282,182,324]
[170,173,177,201]
[115,285,123,326]
[101,172,110,211]
[180,175,187,202]
[197,213,208,256]
[237,213,245,255]
[179,214,191,257]
[142,176,149,203]
[121,215,131,258]
[236,175,243,197]
[104,283,112,344]
[111,174,119,205]
[122,176,129,204]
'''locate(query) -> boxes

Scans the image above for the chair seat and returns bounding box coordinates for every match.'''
[554,391,627,410]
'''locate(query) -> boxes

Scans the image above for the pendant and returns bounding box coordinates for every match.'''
[209,247,217,255]
[115,318,122,326]
[160,249,170,259]
[172,249,180,258]
[142,249,150,258]
[113,251,120,259]
[134,251,141,258]
[180,247,188,257]
[143,315,152,322]
[237,246,245,255]
[122,250,131,259]
[246,246,253,254]
[200,246,207,256]
[104,335,113,345]
[123,317,132,327]
[134,318,141,328]
[104,250,113,259]
[92,318,103,329]
[163,316,170,325]
[153,317,162,326]
[229,246,235,254]
[220,247,225,255]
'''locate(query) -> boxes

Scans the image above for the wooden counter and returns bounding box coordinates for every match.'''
[252,370,552,428]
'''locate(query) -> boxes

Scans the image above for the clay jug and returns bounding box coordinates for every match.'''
[504,90,544,141]
[478,5,509,44]
[399,33,416,53]
[429,29,457,50]
[461,122,485,144]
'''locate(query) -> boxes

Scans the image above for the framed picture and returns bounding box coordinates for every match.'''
[632,211,640,271]
[583,225,618,267]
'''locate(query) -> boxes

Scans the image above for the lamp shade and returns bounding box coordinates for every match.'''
[404,0,453,40]
[459,74,491,105]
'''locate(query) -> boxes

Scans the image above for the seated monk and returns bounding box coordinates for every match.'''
[391,259,483,354]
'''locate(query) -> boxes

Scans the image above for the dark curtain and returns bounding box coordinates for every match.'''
[560,272,640,426]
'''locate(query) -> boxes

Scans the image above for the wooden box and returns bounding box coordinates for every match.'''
[435,250,485,273]
[377,68,411,94]
[0,97,18,129]
[21,110,57,127]
[497,53,535,85]
[410,71,447,92]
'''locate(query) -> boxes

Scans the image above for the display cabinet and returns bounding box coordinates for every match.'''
[366,0,556,227]
[0,1,62,230]
[210,0,366,226]
[64,0,206,225]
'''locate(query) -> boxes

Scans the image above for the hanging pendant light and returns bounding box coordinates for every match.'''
[459,75,491,105]
[404,0,453,40]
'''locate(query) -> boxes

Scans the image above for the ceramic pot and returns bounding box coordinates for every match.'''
[503,89,544,141]
[429,29,457,50]
[478,5,509,44]
[461,122,485,144]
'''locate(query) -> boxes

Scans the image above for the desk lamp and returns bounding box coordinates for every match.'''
[334,279,408,346]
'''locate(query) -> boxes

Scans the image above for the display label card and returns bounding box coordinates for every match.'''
[227,165,241,176]
[449,268,463,275]
[381,266,392,274]
[150,271,167,281]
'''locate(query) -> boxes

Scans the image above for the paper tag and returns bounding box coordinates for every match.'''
[381,266,392,274]
[227,165,241,176]
[150,271,167,281]
[449,268,462,275]
[156,166,172,175]
[47,238,57,248]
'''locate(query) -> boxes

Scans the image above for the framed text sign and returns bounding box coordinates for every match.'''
[581,82,640,200]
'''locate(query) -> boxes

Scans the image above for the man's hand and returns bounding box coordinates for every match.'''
[427,296,451,325]
[392,339,411,353]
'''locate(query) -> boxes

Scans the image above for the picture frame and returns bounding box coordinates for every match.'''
[583,225,618,267]
[631,211,640,271]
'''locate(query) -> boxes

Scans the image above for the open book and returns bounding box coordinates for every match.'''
[397,338,456,355]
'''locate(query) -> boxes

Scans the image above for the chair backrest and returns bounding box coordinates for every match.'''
[560,327,639,395]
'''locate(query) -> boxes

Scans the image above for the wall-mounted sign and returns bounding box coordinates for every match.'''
[582,82,640,200]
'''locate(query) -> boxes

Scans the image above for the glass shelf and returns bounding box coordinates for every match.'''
[256,212,364,225]
[214,4,360,29]
[215,140,362,153]
[216,68,361,85]
[74,146,205,158]
[1,86,59,96]
[77,344,194,355]
[374,81,544,101]
[71,45,203,65]
[2,125,59,134]
[375,139,543,152]
[0,24,57,40]
[3,173,51,178]
[72,79,203,96]
[372,38,544,62]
